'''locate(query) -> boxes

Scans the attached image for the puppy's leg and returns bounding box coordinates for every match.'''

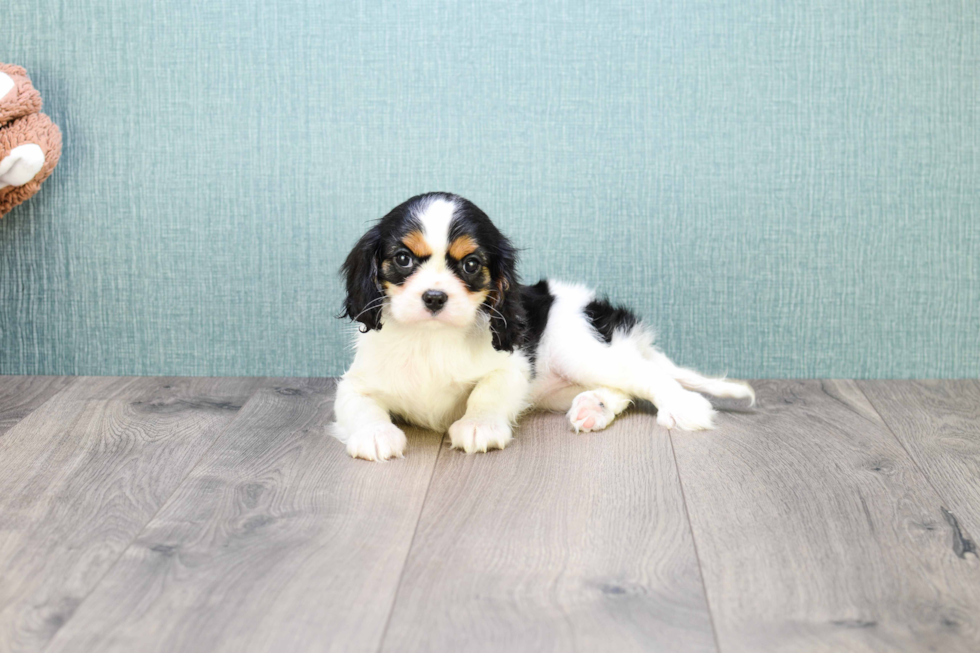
[536,382,631,433]
[567,387,632,433]
[599,361,717,431]
[534,383,587,412]
[449,360,530,454]
[551,335,717,431]
[645,349,755,404]
[331,379,406,461]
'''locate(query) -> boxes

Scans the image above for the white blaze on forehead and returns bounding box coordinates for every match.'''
[412,196,457,258]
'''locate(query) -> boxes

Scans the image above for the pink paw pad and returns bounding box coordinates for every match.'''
[567,392,614,433]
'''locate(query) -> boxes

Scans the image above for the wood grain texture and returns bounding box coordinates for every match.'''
[44,379,443,653]
[0,375,73,437]
[671,380,980,653]
[0,376,263,653]
[382,408,718,653]
[858,380,980,543]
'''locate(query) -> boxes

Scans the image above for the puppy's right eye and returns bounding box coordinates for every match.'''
[394,253,414,270]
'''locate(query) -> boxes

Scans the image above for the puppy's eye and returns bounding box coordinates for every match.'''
[462,256,481,275]
[393,253,414,270]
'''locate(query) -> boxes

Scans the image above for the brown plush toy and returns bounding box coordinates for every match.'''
[0,63,62,217]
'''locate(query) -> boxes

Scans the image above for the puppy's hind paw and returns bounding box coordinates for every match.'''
[567,391,616,433]
[449,418,513,453]
[342,423,407,461]
[656,391,716,431]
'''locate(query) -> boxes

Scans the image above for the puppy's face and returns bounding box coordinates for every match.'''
[380,196,490,327]
[341,192,524,350]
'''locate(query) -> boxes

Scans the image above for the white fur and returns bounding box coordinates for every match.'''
[333,202,754,461]
[388,265,482,327]
[413,195,455,255]
[333,318,531,460]
[528,280,754,432]
[333,196,531,460]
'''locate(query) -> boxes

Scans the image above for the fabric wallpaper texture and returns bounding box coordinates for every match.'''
[1,0,977,378]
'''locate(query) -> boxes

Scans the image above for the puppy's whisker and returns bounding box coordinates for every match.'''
[487,322,501,342]
[350,297,389,323]
[486,305,508,328]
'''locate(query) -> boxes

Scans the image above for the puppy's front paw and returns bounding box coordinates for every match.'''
[656,391,716,431]
[345,423,407,461]
[449,418,512,453]
[567,391,616,433]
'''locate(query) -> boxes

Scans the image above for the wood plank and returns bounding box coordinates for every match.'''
[0,376,73,437]
[43,379,443,653]
[0,376,263,653]
[671,380,980,653]
[382,408,718,653]
[858,380,980,543]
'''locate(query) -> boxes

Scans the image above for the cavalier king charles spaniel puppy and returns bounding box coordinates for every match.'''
[332,192,754,461]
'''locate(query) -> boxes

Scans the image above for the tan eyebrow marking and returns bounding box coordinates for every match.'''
[448,235,478,260]
[402,230,432,258]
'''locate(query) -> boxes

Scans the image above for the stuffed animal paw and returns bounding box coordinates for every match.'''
[0,63,62,218]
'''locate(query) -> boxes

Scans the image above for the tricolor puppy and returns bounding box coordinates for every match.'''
[332,192,754,461]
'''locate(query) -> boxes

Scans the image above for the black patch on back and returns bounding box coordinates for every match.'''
[583,298,639,343]
[518,280,554,369]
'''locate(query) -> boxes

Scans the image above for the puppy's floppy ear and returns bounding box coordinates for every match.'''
[486,236,526,352]
[340,225,385,332]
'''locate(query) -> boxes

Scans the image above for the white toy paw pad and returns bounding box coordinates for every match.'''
[567,391,615,433]
[345,423,407,461]
[0,72,14,100]
[449,419,512,453]
[0,143,45,190]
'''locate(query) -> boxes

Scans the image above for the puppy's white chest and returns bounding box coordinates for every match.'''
[383,374,471,431]
[347,324,496,431]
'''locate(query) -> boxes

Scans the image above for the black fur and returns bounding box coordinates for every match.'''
[339,196,426,331]
[445,195,526,351]
[583,298,640,343]
[484,237,525,352]
[339,224,385,332]
[518,280,554,366]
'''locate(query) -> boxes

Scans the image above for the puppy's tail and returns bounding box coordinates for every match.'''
[645,349,755,406]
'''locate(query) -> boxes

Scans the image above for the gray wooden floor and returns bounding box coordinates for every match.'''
[0,377,978,653]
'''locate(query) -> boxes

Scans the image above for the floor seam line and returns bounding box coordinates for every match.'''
[668,428,726,653]
[375,432,444,653]
[854,380,957,514]
[34,375,271,653]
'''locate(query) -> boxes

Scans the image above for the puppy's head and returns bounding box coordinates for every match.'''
[340,192,524,350]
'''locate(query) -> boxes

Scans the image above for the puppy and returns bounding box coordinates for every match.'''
[332,192,754,461]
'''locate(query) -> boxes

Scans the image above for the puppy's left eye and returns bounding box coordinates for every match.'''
[462,256,481,275]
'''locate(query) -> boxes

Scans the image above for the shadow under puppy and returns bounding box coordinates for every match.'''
[332,192,754,461]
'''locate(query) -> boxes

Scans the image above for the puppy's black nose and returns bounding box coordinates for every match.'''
[422,290,448,313]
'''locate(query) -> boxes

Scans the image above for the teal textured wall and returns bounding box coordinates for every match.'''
[2,0,978,378]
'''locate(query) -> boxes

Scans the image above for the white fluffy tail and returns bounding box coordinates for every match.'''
[645,350,755,405]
